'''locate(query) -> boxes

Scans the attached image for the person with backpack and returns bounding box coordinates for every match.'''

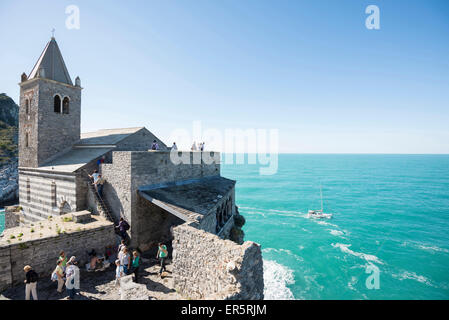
[151,140,159,150]
[65,257,80,300]
[118,217,130,241]
[53,260,65,293]
[24,265,38,300]
[156,242,168,276]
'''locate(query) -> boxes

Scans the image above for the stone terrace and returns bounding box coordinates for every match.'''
[0,213,111,245]
[0,257,181,300]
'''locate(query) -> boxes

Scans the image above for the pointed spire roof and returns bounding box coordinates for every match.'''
[28,37,73,85]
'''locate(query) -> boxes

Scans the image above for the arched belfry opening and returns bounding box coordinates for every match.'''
[54,95,61,113]
[63,97,69,114]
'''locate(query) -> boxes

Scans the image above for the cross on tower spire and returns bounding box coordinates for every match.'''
[51,28,55,39]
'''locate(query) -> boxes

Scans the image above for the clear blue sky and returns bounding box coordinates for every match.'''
[1,0,448,153]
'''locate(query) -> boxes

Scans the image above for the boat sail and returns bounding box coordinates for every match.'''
[307,185,333,219]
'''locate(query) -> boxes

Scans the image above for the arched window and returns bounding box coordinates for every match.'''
[25,132,29,148]
[54,95,61,113]
[25,99,30,114]
[62,97,69,114]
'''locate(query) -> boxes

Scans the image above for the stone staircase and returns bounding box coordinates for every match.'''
[83,171,115,224]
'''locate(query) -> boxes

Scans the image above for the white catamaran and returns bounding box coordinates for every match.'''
[307,185,333,219]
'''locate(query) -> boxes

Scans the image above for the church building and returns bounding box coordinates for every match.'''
[17,37,240,249]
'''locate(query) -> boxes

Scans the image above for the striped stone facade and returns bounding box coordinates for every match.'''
[18,169,79,222]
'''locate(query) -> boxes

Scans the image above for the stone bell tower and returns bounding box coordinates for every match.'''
[18,37,82,168]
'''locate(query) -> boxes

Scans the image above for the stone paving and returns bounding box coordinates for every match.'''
[0,257,181,300]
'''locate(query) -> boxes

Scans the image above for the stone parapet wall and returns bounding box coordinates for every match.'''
[0,214,115,292]
[172,224,264,300]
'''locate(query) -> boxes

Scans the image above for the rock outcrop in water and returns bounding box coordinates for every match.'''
[0,93,19,206]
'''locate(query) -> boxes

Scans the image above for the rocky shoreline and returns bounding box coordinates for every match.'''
[0,159,18,207]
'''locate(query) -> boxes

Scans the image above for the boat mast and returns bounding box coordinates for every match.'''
[320,185,323,212]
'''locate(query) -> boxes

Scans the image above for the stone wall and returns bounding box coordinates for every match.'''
[135,197,184,252]
[101,152,132,224]
[102,151,221,248]
[18,81,39,168]
[19,78,82,168]
[0,215,115,292]
[3,207,21,229]
[172,224,264,300]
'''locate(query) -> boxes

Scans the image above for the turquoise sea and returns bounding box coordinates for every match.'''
[222,154,449,300]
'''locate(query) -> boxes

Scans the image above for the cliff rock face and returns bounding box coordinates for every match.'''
[0,94,19,128]
[0,93,19,206]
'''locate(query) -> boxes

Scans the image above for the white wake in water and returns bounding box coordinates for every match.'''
[417,245,449,254]
[263,260,295,300]
[329,229,344,236]
[392,271,435,287]
[331,243,384,265]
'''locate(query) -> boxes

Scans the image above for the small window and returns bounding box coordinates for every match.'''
[62,97,69,114]
[54,95,61,113]
[26,178,31,202]
[51,182,57,207]
[25,99,30,114]
[25,133,29,148]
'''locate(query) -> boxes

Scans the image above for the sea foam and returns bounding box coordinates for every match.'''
[263,260,295,300]
[329,229,344,236]
[392,271,434,287]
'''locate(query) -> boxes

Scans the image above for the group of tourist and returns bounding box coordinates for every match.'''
[23,250,82,300]
[22,242,170,300]
[115,240,141,285]
[191,141,205,151]
[51,250,80,300]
